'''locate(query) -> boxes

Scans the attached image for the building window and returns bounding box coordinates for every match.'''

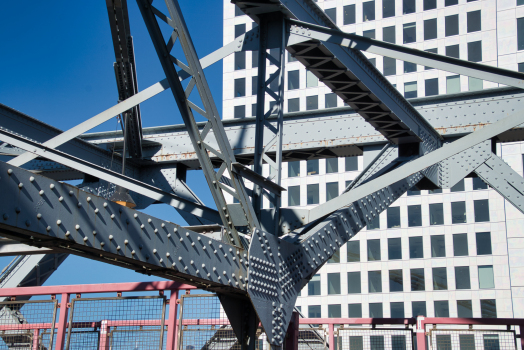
[235,51,246,70]
[328,273,341,294]
[468,41,482,62]
[469,77,483,91]
[404,81,417,98]
[446,45,460,59]
[467,10,481,33]
[307,184,319,205]
[453,233,468,256]
[429,188,442,194]
[363,1,375,21]
[383,0,395,18]
[306,71,318,88]
[348,304,362,317]
[457,300,473,318]
[409,236,424,259]
[251,104,257,116]
[387,207,401,228]
[308,274,320,295]
[424,0,436,10]
[363,29,375,39]
[383,26,396,44]
[234,78,245,97]
[445,14,459,36]
[288,70,299,90]
[288,98,300,112]
[445,0,458,5]
[391,302,405,318]
[425,78,438,97]
[429,203,444,225]
[325,8,336,23]
[432,267,448,290]
[367,239,381,261]
[403,0,416,14]
[343,5,356,25]
[368,271,382,293]
[325,93,337,108]
[288,51,297,63]
[473,177,488,190]
[403,22,416,43]
[518,18,524,51]
[328,304,341,318]
[451,179,464,192]
[447,75,461,94]
[308,305,321,318]
[480,299,497,318]
[306,95,318,110]
[425,48,438,70]
[411,268,425,291]
[412,301,427,317]
[383,57,396,76]
[431,235,446,257]
[451,201,467,224]
[348,271,361,293]
[288,161,300,177]
[520,63,524,72]
[347,241,360,262]
[476,232,492,255]
[235,6,244,16]
[455,266,471,290]
[474,199,490,222]
[307,159,318,175]
[235,24,246,38]
[407,187,420,196]
[479,265,495,289]
[367,216,380,230]
[328,249,340,263]
[519,0,524,5]
[389,269,403,292]
[288,185,300,206]
[251,76,258,96]
[234,105,245,119]
[404,61,417,73]
[424,18,437,40]
[326,182,339,201]
[434,301,450,317]
[369,303,383,317]
[251,50,259,68]
[408,205,422,227]
[345,157,358,171]
[388,238,402,260]
[326,158,338,173]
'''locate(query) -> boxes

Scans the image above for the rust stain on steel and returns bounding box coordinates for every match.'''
[435,123,489,135]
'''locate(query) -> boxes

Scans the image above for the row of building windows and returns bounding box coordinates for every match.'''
[288,157,359,177]
[301,299,496,319]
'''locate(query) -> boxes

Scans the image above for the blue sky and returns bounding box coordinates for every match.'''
[0,1,225,286]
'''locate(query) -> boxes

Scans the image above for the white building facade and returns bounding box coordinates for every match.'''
[222,0,524,319]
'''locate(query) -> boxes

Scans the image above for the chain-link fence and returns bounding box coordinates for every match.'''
[336,326,414,350]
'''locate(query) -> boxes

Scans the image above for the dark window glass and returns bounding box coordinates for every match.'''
[425,48,438,70]
[348,304,362,317]
[479,265,495,288]
[234,105,245,119]
[424,18,437,40]
[520,63,524,73]
[252,50,258,68]
[328,249,340,263]
[407,187,420,196]
[235,24,246,38]
[326,158,338,173]
[308,305,321,318]
[307,184,319,205]
[325,8,336,23]
[390,302,405,318]
[383,26,396,43]
[424,0,436,10]
[288,51,297,63]
[453,233,469,256]
[326,182,339,201]
[429,188,442,194]
[346,157,358,171]
[387,207,401,228]
[383,0,395,18]
[234,78,245,97]
[343,5,356,25]
[468,41,482,62]
[468,10,481,33]
[455,266,471,289]
[383,57,396,76]
[306,95,318,110]
[403,0,416,14]
[368,239,381,261]
[434,301,450,317]
[368,271,382,293]
[409,236,424,259]
[445,0,458,5]
[251,76,258,96]
[235,51,245,70]
[451,201,467,224]
[474,199,490,222]
[481,300,497,318]
[288,98,300,112]
[363,29,376,39]
[307,159,318,175]
[472,177,488,190]
[288,161,300,177]
[412,301,427,317]
[457,300,473,318]
[367,216,380,230]
[388,238,402,260]
[288,185,300,206]
[363,1,375,21]
[460,335,475,349]
[251,104,257,117]
[268,48,279,66]
[308,274,320,295]
[432,267,448,290]
[369,303,383,317]
[389,269,403,292]
[347,241,360,262]
[431,235,446,257]
[328,273,341,294]
[328,304,341,318]
[288,70,299,90]
[429,204,444,226]
[404,61,417,73]
[404,81,417,98]
[269,76,278,92]
[451,179,465,192]
[235,6,243,16]
[519,0,524,5]
[425,78,439,96]
[445,14,459,36]
[408,205,422,227]
[411,268,425,291]
[325,93,337,108]
[476,232,492,255]
[483,335,500,349]
[348,271,361,293]
[403,22,416,43]
[446,44,460,59]
[518,18,524,51]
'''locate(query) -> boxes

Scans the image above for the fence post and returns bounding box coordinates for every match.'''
[328,323,335,350]
[32,329,39,350]
[416,316,426,350]
[99,320,110,350]
[55,292,70,350]
[166,289,179,350]
[285,311,299,350]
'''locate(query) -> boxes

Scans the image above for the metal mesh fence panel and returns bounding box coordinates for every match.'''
[429,328,517,350]
[298,326,327,350]
[65,296,166,350]
[336,327,414,350]
[0,299,57,350]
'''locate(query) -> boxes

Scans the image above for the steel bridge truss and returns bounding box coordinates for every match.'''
[2,0,524,349]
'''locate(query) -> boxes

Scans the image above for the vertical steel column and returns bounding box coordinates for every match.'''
[416,316,426,350]
[32,329,39,350]
[99,320,110,350]
[55,293,70,350]
[284,312,299,350]
[253,14,286,235]
[166,289,179,350]
[328,323,335,350]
